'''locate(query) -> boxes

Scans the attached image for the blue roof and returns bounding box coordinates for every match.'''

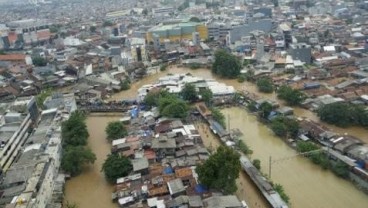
[163,166,174,174]
[130,107,139,118]
[195,184,208,193]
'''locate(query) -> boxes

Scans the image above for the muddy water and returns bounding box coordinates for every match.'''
[64,116,119,208]
[222,107,368,208]
[66,67,368,208]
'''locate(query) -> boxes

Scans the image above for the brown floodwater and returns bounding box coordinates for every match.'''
[222,107,368,208]
[65,67,368,208]
[64,115,118,208]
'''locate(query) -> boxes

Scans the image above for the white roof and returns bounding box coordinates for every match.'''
[112,138,126,146]
[118,196,134,205]
[85,64,93,75]
[323,45,336,52]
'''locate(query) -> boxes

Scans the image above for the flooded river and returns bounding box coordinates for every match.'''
[65,67,368,208]
[222,107,368,208]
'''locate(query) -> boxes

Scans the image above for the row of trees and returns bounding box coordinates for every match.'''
[296,141,350,178]
[102,121,132,183]
[61,111,96,176]
[317,102,368,127]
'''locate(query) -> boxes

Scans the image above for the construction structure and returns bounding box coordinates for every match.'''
[146,22,208,43]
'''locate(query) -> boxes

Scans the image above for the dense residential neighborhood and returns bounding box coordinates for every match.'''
[1,0,368,208]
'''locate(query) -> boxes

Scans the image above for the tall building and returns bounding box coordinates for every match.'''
[0,97,38,173]
[289,43,312,64]
[153,33,161,51]
[280,23,292,48]
[192,32,200,45]
[146,22,208,43]
[130,38,147,62]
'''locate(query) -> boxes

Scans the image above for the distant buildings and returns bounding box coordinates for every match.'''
[146,22,208,43]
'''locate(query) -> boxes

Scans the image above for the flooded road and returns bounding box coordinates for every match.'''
[65,67,368,208]
[222,107,368,208]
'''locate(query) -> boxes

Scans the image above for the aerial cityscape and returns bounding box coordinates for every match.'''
[0,0,368,207]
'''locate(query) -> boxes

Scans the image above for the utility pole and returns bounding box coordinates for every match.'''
[269,156,272,178]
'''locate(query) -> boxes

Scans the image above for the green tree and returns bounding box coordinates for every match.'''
[61,111,89,147]
[237,74,246,83]
[61,146,96,176]
[0,50,6,55]
[277,85,306,106]
[210,107,226,128]
[331,161,349,178]
[252,159,261,170]
[189,16,200,22]
[105,121,128,141]
[161,99,189,118]
[90,26,96,33]
[120,79,130,91]
[296,141,319,153]
[270,116,300,138]
[273,184,290,204]
[212,49,242,78]
[196,146,241,194]
[32,56,47,66]
[256,77,274,93]
[65,201,78,208]
[270,120,288,137]
[36,89,53,109]
[247,101,257,112]
[237,140,252,155]
[317,102,368,127]
[181,83,197,102]
[103,21,114,27]
[258,102,273,119]
[200,88,213,105]
[160,64,167,71]
[102,153,132,183]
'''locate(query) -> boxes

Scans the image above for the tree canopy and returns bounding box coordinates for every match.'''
[270,116,299,138]
[212,49,242,78]
[61,146,96,176]
[61,111,89,147]
[90,26,96,33]
[317,102,368,127]
[161,99,189,118]
[210,107,226,128]
[196,146,241,194]
[277,85,306,106]
[32,56,47,66]
[102,153,132,183]
[189,17,200,22]
[199,88,213,105]
[181,83,197,102]
[256,77,274,93]
[105,121,128,141]
[258,102,273,119]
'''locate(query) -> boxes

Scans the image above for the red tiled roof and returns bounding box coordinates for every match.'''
[0,54,26,61]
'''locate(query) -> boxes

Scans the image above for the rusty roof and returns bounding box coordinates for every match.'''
[0,54,26,61]
[175,167,193,178]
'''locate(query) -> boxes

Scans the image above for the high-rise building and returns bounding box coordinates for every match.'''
[192,32,200,45]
